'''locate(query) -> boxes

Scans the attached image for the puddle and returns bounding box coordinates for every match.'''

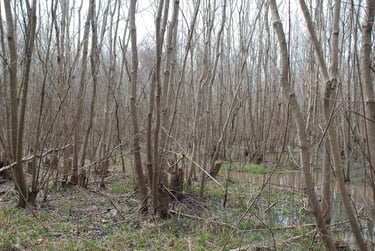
[223,168,375,248]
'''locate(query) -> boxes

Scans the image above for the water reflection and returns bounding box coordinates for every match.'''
[226,169,375,247]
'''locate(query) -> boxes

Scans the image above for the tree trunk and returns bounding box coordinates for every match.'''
[129,0,148,213]
[78,0,100,187]
[3,0,18,165]
[269,1,336,249]
[360,0,375,209]
[299,0,367,249]
[30,0,55,205]
[152,0,171,218]
[4,0,37,208]
[161,0,179,149]
[200,0,226,197]
[0,5,11,165]
[321,141,331,224]
[71,3,91,185]
[16,1,37,207]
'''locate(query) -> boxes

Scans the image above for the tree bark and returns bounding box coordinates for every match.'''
[299,0,367,249]
[360,0,375,209]
[70,3,91,185]
[3,0,18,164]
[4,0,37,208]
[30,0,55,205]
[78,0,100,187]
[201,0,227,197]
[269,1,336,249]
[129,0,148,213]
[0,4,11,164]
[321,141,331,224]
[152,0,171,218]
[161,0,179,149]
[17,0,37,207]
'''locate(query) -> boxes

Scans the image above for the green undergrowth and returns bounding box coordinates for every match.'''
[0,165,354,251]
[221,161,269,174]
[110,178,134,193]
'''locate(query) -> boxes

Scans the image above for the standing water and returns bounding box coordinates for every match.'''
[226,167,374,248]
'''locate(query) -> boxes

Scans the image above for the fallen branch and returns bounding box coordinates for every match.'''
[0,144,73,172]
[228,245,251,251]
[282,229,316,244]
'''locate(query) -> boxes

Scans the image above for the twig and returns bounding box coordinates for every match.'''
[169,209,232,228]
[103,195,127,220]
[283,229,316,244]
[0,144,73,172]
[271,223,316,230]
[309,229,318,250]
[228,245,251,251]
[329,219,350,227]
[349,110,375,123]
[264,202,276,213]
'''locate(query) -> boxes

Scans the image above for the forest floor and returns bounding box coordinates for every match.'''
[0,161,368,250]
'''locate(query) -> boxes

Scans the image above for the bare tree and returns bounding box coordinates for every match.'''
[360,0,375,208]
[151,0,180,218]
[98,0,121,187]
[70,2,91,185]
[53,0,71,187]
[129,0,148,213]
[3,0,37,208]
[29,0,56,205]
[0,3,10,164]
[168,0,200,138]
[3,0,18,174]
[200,0,227,197]
[187,0,215,190]
[299,0,367,249]
[269,1,336,249]
[78,0,100,187]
